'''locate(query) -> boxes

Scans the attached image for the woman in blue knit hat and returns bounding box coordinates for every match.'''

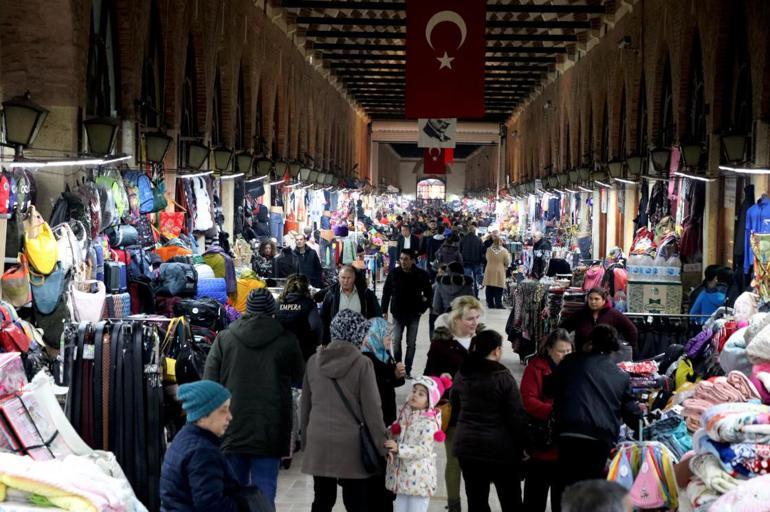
[160,380,242,511]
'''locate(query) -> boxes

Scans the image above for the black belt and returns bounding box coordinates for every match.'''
[93,321,106,450]
[68,323,90,434]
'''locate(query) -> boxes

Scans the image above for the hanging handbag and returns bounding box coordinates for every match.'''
[528,412,555,451]
[67,280,106,323]
[135,215,156,248]
[0,321,30,353]
[436,398,452,432]
[53,221,85,275]
[105,224,139,248]
[29,263,67,315]
[159,200,187,239]
[23,207,58,275]
[152,177,168,213]
[2,254,31,308]
[331,379,381,473]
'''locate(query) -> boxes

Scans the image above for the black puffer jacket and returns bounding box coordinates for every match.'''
[277,292,323,361]
[450,357,528,464]
[548,352,642,445]
[459,233,485,265]
[275,247,300,278]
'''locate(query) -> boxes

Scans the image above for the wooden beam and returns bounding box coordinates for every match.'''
[282,1,605,14]
[304,30,579,42]
[296,17,592,30]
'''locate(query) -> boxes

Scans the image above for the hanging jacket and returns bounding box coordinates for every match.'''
[744,196,770,272]
[203,246,237,295]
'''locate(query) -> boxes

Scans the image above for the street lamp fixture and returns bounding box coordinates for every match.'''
[83,117,120,156]
[185,141,210,170]
[1,91,49,155]
[213,147,234,172]
[145,131,173,164]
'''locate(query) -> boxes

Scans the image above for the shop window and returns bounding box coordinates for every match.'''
[85,0,120,117]
[637,75,648,152]
[686,38,707,145]
[600,102,609,163]
[179,36,198,167]
[619,89,627,157]
[417,178,446,201]
[234,69,245,150]
[140,0,163,128]
[211,71,223,147]
[658,57,674,147]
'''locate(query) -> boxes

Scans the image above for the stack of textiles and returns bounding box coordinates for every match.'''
[618,360,667,395]
[684,402,770,511]
[642,414,693,460]
[559,288,586,321]
[681,372,761,431]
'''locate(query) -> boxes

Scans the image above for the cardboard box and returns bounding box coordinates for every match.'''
[627,281,684,314]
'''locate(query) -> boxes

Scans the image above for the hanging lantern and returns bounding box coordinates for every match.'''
[681,143,704,169]
[235,151,254,174]
[255,158,272,176]
[186,141,210,170]
[83,117,120,156]
[1,92,48,151]
[721,133,747,164]
[145,131,173,164]
[607,160,624,179]
[626,155,643,179]
[649,146,671,174]
[213,147,234,172]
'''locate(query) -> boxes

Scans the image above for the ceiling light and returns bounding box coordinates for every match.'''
[579,185,594,193]
[178,170,213,179]
[2,157,105,168]
[245,175,269,183]
[673,170,716,183]
[719,165,770,175]
[614,177,638,185]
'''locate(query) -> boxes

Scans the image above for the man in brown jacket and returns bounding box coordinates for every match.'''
[301,309,388,511]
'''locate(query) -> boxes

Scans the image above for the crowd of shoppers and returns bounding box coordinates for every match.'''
[159,206,646,512]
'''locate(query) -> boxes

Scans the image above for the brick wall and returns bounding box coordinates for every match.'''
[0,0,369,176]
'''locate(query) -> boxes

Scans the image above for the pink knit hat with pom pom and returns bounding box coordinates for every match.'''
[413,375,452,409]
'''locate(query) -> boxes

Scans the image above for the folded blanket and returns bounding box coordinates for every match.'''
[701,402,770,444]
[708,473,770,511]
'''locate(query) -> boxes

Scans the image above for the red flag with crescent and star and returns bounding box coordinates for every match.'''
[406,0,486,119]
[423,148,453,174]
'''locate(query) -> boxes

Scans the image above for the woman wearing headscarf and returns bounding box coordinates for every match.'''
[301,310,388,511]
[362,317,407,512]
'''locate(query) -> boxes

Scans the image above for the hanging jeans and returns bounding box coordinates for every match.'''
[392,317,420,375]
[269,212,284,246]
[319,238,335,269]
[464,263,484,297]
[226,454,281,505]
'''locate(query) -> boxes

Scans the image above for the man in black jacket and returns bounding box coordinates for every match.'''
[397,224,420,255]
[203,289,304,507]
[381,249,433,378]
[459,223,485,297]
[547,325,642,507]
[320,265,382,344]
[294,233,323,288]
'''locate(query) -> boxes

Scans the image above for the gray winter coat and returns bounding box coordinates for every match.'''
[432,272,474,314]
[301,340,388,479]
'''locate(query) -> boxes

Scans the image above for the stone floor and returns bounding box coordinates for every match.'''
[275,305,541,511]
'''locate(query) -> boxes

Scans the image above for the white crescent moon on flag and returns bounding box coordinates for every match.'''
[425,10,467,51]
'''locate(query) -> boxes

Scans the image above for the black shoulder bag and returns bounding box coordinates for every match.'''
[331,379,382,473]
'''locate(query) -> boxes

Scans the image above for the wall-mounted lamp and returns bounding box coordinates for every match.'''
[145,131,173,164]
[1,92,49,156]
[83,116,120,156]
[185,141,210,170]
[213,147,234,172]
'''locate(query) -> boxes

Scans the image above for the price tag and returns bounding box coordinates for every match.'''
[82,345,95,361]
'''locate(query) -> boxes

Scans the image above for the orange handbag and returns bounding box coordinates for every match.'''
[154,245,193,262]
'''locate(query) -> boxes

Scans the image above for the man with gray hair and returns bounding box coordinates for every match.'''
[562,480,632,512]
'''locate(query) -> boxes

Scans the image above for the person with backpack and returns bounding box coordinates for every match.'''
[203,289,304,507]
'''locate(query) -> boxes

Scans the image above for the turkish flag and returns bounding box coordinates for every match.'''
[424,148,448,174]
[406,0,486,118]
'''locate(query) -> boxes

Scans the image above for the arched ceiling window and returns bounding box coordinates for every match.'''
[140,0,163,128]
[234,69,245,150]
[211,71,223,147]
[637,75,648,152]
[86,0,120,117]
[659,56,674,146]
[686,37,707,145]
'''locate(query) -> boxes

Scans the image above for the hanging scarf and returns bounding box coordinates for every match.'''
[363,317,393,364]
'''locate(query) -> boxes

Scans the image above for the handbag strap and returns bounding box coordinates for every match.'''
[331,378,363,426]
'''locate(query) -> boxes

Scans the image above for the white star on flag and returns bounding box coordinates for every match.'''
[436,51,455,69]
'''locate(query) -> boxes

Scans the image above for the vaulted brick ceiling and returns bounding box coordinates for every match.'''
[277,0,610,121]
